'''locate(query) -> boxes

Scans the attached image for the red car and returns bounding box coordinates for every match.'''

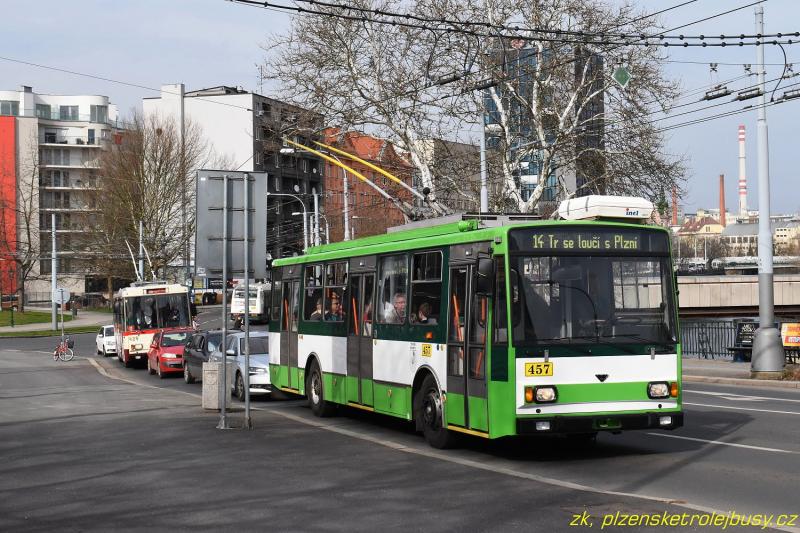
[147,329,192,379]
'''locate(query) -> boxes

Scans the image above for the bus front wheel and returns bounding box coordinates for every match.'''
[306,362,336,417]
[417,374,457,449]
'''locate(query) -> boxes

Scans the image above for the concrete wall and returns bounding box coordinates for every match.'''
[678,274,800,310]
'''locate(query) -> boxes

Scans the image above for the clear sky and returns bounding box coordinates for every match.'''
[1,0,798,214]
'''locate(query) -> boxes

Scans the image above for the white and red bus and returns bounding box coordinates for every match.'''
[113,282,192,367]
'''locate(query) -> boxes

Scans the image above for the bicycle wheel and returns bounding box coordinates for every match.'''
[60,348,74,362]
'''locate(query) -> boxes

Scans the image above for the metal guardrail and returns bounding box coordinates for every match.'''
[680,320,737,360]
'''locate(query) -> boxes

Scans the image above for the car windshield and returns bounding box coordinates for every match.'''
[510,255,677,348]
[238,337,268,354]
[162,332,189,347]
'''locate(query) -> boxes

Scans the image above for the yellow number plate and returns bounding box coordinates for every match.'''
[525,362,553,377]
[421,344,433,357]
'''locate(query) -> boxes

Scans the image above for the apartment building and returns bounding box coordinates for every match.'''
[144,84,323,259]
[0,85,119,301]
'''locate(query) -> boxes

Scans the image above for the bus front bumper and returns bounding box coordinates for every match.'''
[516,412,683,435]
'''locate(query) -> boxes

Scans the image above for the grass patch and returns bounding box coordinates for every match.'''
[0,309,73,327]
[0,325,99,338]
[83,306,112,313]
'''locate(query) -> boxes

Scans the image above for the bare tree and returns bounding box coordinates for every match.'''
[455,0,686,212]
[90,112,229,288]
[261,0,478,216]
[0,132,41,311]
[262,0,685,215]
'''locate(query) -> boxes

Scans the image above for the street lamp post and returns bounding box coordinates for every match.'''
[281,147,349,241]
[269,192,308,253]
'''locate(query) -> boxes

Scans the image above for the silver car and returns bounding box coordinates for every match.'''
[210,331,270,401]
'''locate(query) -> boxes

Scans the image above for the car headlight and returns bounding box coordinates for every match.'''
[249,367,268,374]
[647,382,670,399]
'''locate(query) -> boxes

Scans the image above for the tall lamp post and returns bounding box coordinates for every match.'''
[268,192,308,253]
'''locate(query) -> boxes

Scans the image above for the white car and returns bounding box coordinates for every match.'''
[211,331,270,400]
[95,325,116,356]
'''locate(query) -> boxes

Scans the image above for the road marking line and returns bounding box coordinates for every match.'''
[78,360,800,532]
[685,389,800,403]
[684,401,800,416]
[645,432,798,454]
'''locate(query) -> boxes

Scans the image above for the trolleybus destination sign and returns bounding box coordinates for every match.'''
[509,227,669,254]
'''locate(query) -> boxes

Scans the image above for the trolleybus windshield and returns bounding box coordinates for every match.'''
[124,293,190,331]
[508,227,677,349]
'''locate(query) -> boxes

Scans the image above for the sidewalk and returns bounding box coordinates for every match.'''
[0,309,111,335]
[682,357,800,389]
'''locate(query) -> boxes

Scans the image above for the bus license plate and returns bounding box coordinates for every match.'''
[525,362,553,377]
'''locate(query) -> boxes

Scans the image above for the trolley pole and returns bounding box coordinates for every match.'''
[138,220,144,281]
[751,5,784,378]
[217,174,230,430]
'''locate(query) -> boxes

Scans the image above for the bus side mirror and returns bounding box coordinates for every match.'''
[476,257,494,296]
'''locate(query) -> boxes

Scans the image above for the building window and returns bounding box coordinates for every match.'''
[44,130,57,143]
[36,104,51,118]
[88,129,95,145]
[90,105,108,123]
[59,106,79,121]
[0,101,19,116]
[254,152,263,165]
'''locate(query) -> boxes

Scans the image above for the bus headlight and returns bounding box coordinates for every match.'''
[647,382,670,399]
[534,386,557,403]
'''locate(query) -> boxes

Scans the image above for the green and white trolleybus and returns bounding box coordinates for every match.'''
[269,196,683,448]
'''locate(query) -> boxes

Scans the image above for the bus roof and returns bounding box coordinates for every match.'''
[273,216,669,267]
[115,283,189,298]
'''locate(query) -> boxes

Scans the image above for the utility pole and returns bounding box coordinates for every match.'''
[342,164,351,241]
[51,213,57,330]
[217,174,229,430]
[313,187,320,246]
[751,5,784,378]
[243,173,253,429]
[480,126,489,212]
[179,83,189,287]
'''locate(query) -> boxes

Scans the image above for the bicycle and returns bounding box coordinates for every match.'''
[53,335,75,362]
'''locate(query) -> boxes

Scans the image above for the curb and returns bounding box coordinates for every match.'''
[684,374,800,389]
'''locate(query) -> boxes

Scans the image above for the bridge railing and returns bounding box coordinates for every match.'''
[680,320,737,360]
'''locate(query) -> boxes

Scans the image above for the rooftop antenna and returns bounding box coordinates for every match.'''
[124,240,141,281]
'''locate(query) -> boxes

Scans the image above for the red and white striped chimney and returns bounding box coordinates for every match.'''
[738,125,747,218]
[671,186,678,226]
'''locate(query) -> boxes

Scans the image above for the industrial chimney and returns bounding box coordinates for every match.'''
[671,186,678,226]
[738,125,747,218]
[719,174,726,227]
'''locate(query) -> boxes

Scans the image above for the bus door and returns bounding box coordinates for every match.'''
[347,257,376,406]
[447,246,490,433]
[280,267,301,390]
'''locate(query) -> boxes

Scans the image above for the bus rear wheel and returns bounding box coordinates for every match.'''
[417,374,457,449]
[306,362,336,417]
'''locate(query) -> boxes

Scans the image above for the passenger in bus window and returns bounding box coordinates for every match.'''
[309,298,324,321]
[385,292,406,324]
[412,301,437,325]
[325,292,343,321]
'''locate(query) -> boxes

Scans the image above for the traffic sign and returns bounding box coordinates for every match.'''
[52,288,71,305]
[613,66,632,89]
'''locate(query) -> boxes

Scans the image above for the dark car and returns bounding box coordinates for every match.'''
[1,294,19,311]
[183,330,223,384]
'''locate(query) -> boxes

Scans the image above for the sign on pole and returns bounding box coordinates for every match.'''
[52,288,71,305]
[195,170,268,280]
